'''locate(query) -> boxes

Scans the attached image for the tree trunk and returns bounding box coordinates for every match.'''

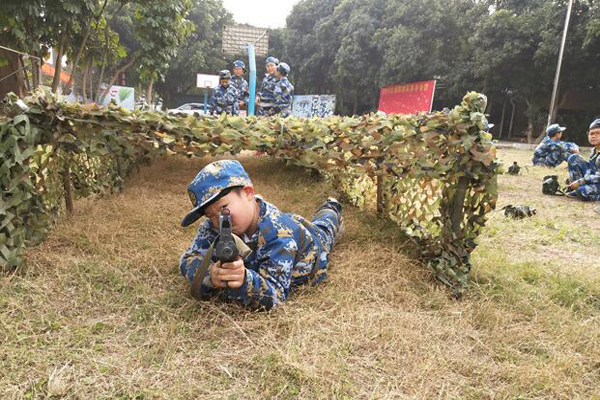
[82,56,91,102]
[524,98,546,144]
[6,54,24,97]
[486,98,494,117]
[31,58,41,89]
[508,98,516,139]
[18,55,31,93]
[64,0,108,93]
[94,2,125,103]
[498,99,507,139]
[51,24,70,93]
[550,91,569,124]
[352,93,358,116]
[95,27,110,102]
[146,73,155,106]
[98,54,139,105]
[64,26,92,94]
[88,55,94,104]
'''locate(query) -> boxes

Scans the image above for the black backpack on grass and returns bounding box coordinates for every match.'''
[542,175,564,196]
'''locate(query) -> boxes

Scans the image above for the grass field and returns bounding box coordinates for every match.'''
[1,148,599,399]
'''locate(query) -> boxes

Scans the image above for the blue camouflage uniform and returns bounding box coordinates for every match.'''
[257,74,279,116]
[532,137,579,167]
[231,76,249,106]
[209,85,239,115]
[271,77,294,117]
[567,149,600,201]
[179,160,343,310]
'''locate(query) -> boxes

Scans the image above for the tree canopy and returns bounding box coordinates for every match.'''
[272,0,600,142]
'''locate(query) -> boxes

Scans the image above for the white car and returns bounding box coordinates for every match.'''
[168,103,208,117]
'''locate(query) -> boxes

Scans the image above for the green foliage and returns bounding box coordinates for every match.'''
[135,0,194,82]
[280,0,600,133]
[0,88,498,293]
[155,0,234,107]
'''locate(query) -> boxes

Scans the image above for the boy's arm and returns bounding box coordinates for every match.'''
[233,92,240,114]
[209,90,216,113]
[242,81,250,104]
[563,141,580,154]
[180,223,221,299]
[226,235,297,310]
[272,85,285,111]
[583,171,600,184]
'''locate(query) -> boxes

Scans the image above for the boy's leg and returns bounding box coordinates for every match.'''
[547,151,565,168]
[568,153,589,181]
[575,183,600,201]
[311,198,343,252]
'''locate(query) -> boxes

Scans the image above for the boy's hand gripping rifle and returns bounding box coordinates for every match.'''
[190,208,251,300]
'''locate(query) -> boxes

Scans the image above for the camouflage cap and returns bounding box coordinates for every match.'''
[181,160,252,227]
[546,123,566,137]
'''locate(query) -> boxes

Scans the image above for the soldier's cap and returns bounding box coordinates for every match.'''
[233,60,246,71]
[266,56,279,65]
[546,123,566,137]
[589,118,600,131]
[277,62,291,76]
[181,160,253,227]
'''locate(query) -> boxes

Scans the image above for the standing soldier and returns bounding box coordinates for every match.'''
[231,60,249,110]
[256,56,279,116]
[270,62,294,117]
[209,70,239,115]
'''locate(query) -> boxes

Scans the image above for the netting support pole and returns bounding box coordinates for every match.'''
[449,177,469,233]
[377,175,385,215]
[63,167,74,214]
[247,45,256,116]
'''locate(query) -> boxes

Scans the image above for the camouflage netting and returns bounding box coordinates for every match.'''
[0,88,498,293]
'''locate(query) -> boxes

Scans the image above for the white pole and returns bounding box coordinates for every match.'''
[547,0,575,127]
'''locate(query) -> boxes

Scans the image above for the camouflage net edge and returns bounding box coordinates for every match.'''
[0,88,499,293]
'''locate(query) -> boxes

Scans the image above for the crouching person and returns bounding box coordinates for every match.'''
[179,160,343,310]
[532,124,579,167]
[566,119,600,200]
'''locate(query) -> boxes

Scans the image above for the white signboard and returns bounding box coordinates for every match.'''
[197,74,219,89]
[100,85,135,109]
[292,95,336,118]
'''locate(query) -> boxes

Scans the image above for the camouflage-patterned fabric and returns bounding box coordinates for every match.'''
[209,85,239,115]
[180,196,342,310]
[257,74,279,115]
[271,77,294,117]
[181,160,252,227]
[567,150,600,201]
[532,136,579,167]
[231,76,249,105]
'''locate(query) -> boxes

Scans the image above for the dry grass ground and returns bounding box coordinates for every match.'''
[1,149,599,399]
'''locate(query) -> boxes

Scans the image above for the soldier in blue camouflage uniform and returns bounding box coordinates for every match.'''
[532,124,580,167]
[209,70,239,115]
[566,119,600,201]
[179,160,343,310]
[269,62,294,117]
[257,56,280,116]
[231,60,249,109]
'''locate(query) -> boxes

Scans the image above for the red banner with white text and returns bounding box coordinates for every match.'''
[378,80,436,114]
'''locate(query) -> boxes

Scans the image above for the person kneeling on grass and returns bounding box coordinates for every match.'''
[566,118,600,201]
[179,160,343,310]
[532,124,579,167]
